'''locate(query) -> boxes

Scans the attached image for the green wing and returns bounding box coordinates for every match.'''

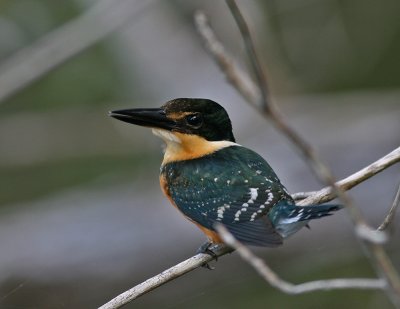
[162,146,291,246]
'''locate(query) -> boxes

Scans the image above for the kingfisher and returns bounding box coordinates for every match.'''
[110,98,341,253]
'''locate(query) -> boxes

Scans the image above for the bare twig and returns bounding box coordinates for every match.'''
[379,182,400,231]
[196,3,400,304]
[98,246,233,309]
[295,147,400,206]
[99,148,399,308]
[0,280,28,303]
[215,225,386,293]
[225,0,270,110]
[291,192,313,201]
[194,12,261,106]
[0,0,154,104]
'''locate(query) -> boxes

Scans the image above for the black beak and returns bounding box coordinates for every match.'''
[109,108,176,130]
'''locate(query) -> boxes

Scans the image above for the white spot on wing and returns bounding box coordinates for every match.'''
[217,210,224,219]
[217,204,230,219]
[250,188,258,200]
[280,214,302,224]
[246,188,259,204]
[234,210,242,221]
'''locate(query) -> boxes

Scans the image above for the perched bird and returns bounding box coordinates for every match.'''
[110,98,341,253]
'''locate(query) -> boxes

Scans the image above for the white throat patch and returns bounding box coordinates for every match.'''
[152,128,240,164]
[152,129,181,144]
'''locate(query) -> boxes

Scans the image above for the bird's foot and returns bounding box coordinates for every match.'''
[196,242,227,270]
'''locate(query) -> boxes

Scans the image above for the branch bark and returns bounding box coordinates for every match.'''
[98,246,233,309]
[215,224,387,294]
[98,147,400,309]
[378,182,400,231]
[294,147,400,206]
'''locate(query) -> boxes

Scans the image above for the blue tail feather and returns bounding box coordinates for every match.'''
[269,202,342,238]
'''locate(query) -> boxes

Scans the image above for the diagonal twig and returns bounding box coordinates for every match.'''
[98,245,233,309]
[215,224,387,294]
[194,11,261,107]
[225,0,270,111]
[378,182,400,231]
[294,147,400,206]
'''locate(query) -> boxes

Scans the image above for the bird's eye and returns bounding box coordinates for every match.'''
[185,113,203,129]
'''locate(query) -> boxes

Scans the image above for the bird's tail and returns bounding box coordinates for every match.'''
[269,202,342,238]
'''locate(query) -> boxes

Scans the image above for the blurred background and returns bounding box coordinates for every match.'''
[0,0,399,308]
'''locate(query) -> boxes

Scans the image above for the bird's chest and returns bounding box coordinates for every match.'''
[160,164,191,190]
[159,159,232,213]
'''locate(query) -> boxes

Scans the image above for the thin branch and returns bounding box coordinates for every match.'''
[196,4,400,305]
[295,147,400,206]
[291,192,313,201]
[379,182,400,231]
[99,148,399,308]
[98,246,233,309]
[194,12,261,106]
[225,0,270,110]
[215,225,386,294]
[0,0,154,104]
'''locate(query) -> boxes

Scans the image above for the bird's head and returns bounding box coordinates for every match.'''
[110,98,235,143]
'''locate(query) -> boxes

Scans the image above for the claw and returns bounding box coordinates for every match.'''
[196,241,213,255]
[202,262,215,270]
[197,242,228,270]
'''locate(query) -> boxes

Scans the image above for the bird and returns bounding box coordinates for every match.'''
[110,98,341,254]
